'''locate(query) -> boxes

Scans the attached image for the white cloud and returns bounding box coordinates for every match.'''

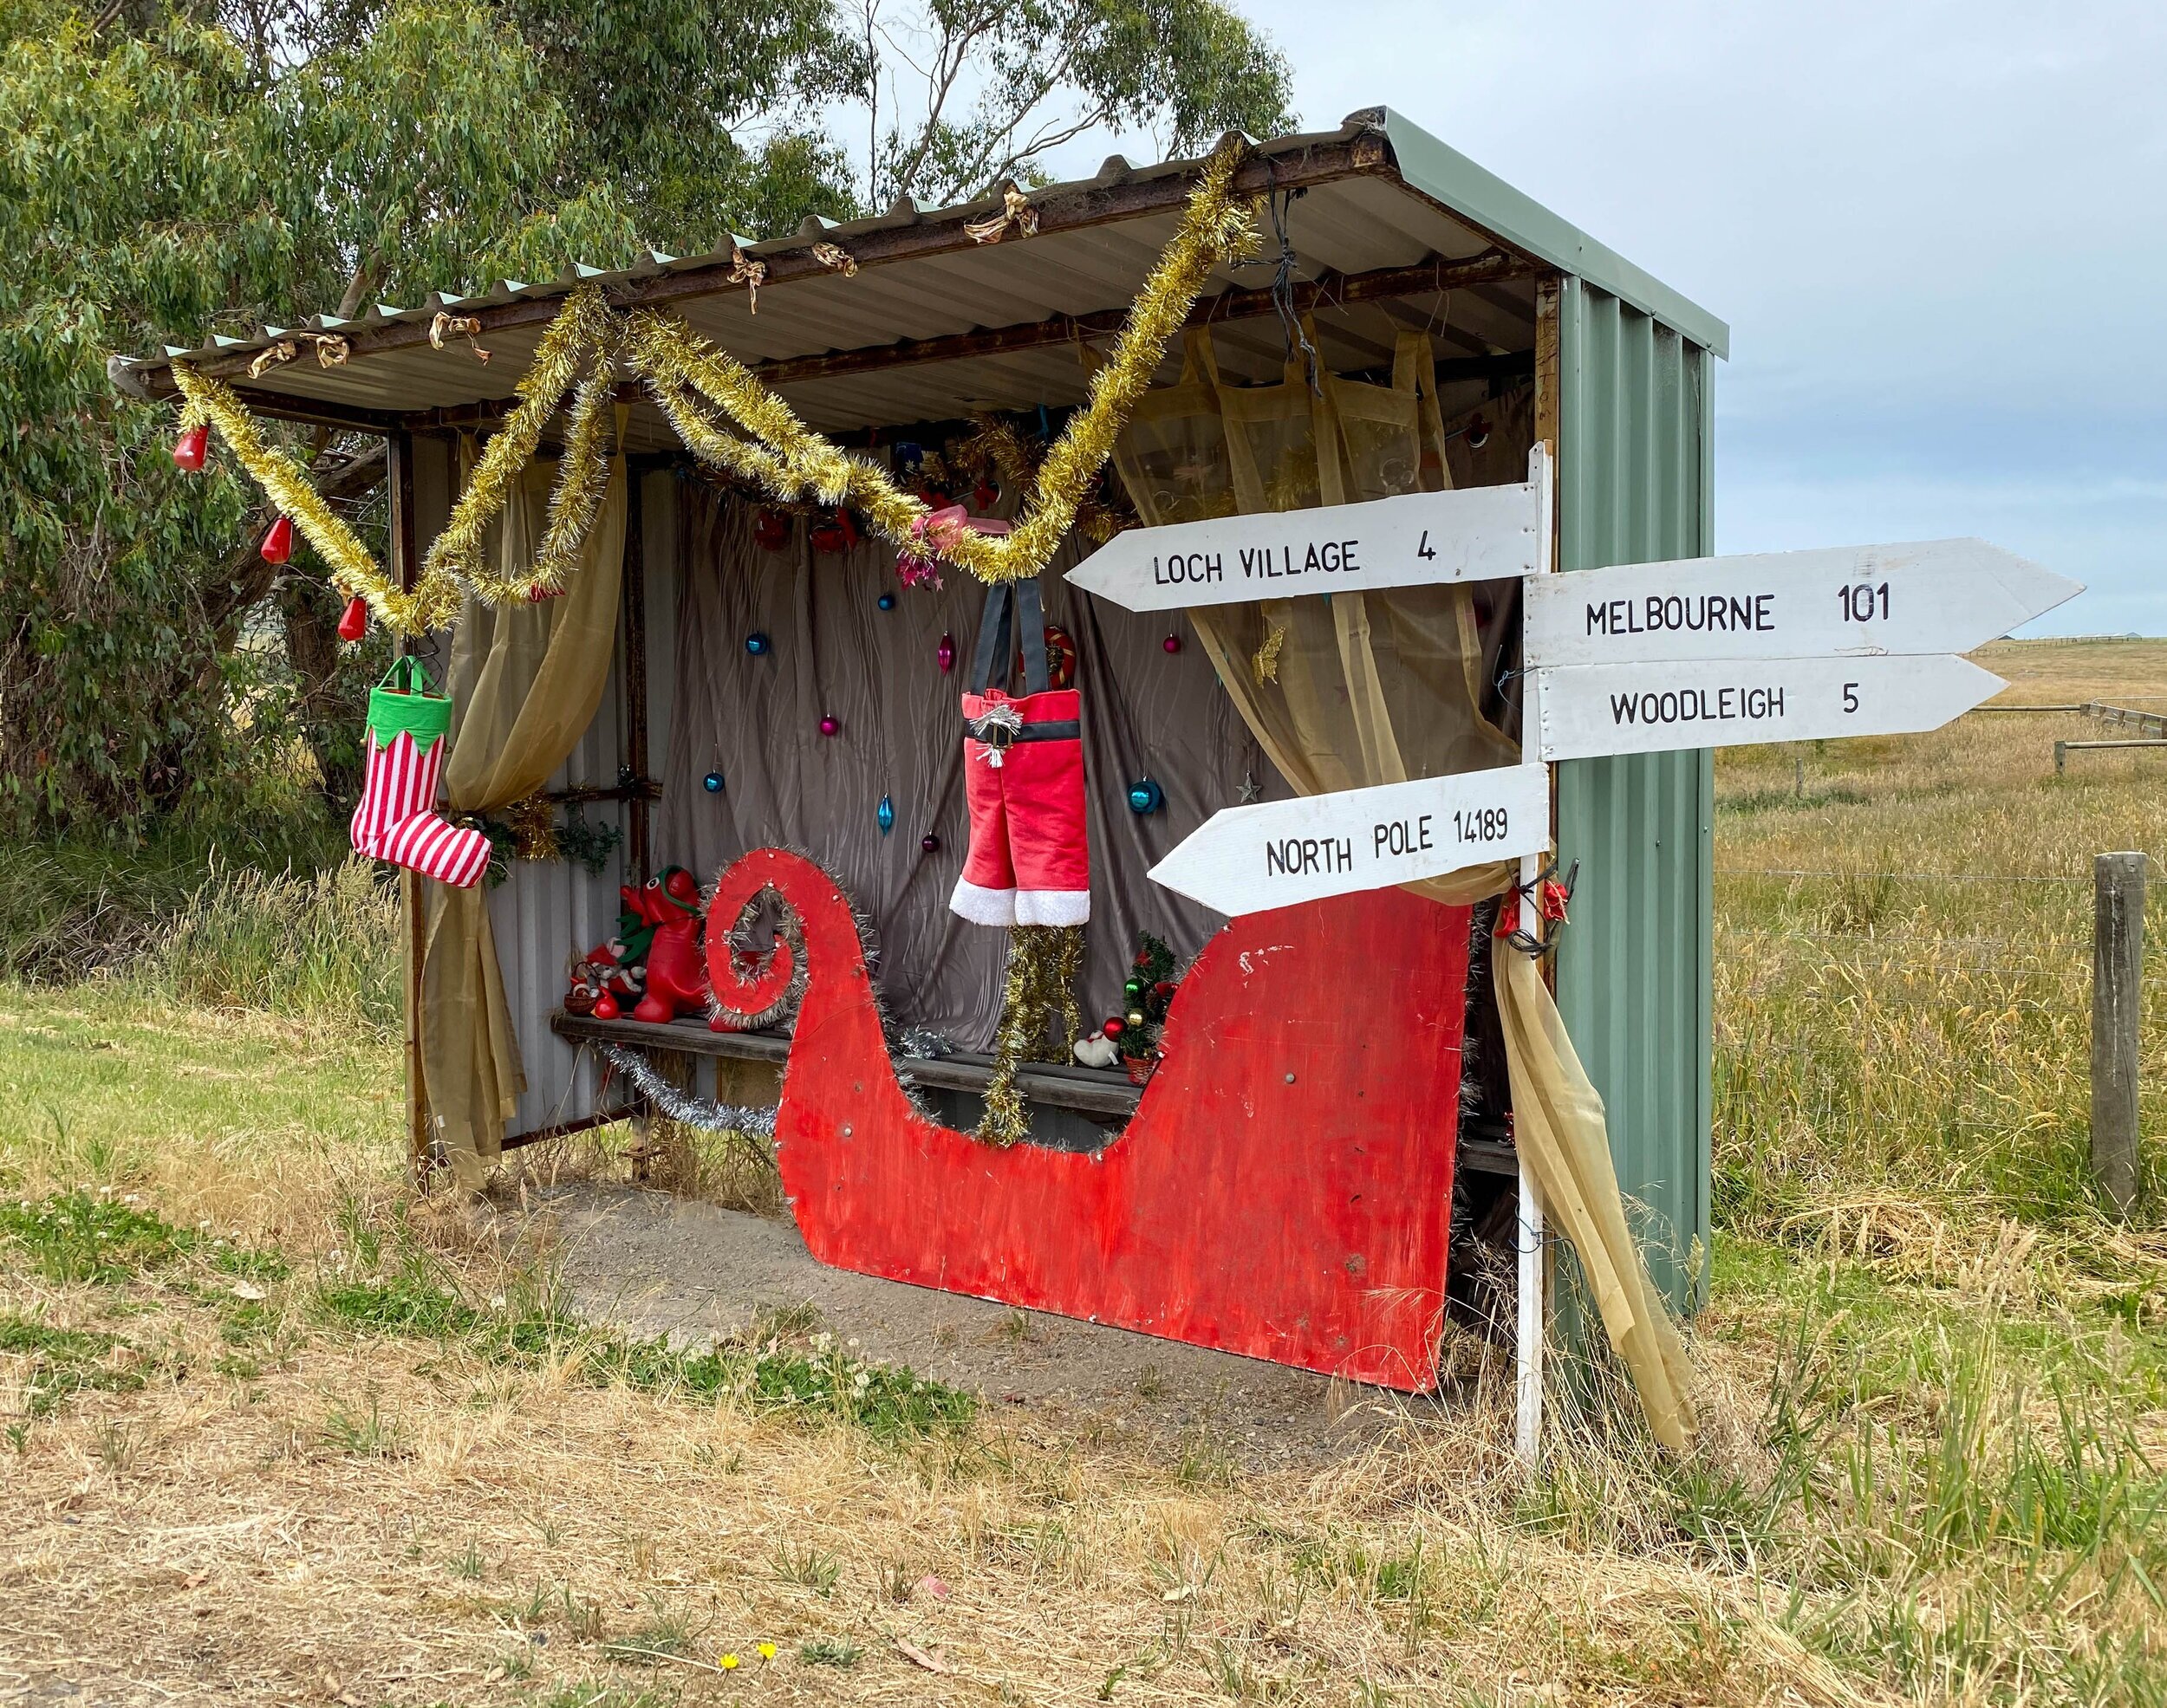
[1057,1,2167,630]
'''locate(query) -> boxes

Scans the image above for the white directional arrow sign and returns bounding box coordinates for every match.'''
[1532,654,2006,762]
[1524,539,2080,666]
[1068,447,1549,613]
[1148,763,1552,917]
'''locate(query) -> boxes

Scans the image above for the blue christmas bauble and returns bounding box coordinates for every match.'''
[745,631,770,655]
[702,770,725,794]
[1127,777,1164,815]
[877,795,895,835]
[877,592,896,611]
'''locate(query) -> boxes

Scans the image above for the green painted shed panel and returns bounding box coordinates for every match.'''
[1552,276,1717,1311]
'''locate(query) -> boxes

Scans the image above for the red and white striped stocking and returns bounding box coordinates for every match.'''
[350,663,492,887]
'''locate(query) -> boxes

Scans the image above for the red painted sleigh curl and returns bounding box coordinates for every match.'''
[703,848,1472,1390]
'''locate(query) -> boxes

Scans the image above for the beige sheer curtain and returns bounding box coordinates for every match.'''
[420,442,628,1186]
[1110,332,1696,1451]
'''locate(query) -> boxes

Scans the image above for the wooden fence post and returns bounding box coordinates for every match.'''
[2092,851,2147,1216]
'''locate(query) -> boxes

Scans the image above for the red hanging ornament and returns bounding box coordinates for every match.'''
[818,713,840,737]
[336,595,369,643]
[973,479,999,512]
[1102,1016,1126,1039]
[259,516,294,565]
[172,424,208,472]
[1162,632,1182,654]
[936,631,956,673]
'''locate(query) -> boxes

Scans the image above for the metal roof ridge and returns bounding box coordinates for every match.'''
[1373,107,1729,358]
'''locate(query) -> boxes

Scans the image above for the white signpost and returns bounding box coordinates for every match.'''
[1532,653,2008,763]
[1064,448,1550,613]
[1524,541,2080,666]
[1076,457,2083,1468]
[1146,763,1552,917]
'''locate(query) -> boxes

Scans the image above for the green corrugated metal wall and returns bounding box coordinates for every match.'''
[1553,277,1717,1311]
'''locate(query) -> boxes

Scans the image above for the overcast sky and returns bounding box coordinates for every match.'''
[1084,2,2167,634]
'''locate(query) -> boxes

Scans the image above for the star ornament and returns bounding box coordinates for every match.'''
[1237,772,1261,804]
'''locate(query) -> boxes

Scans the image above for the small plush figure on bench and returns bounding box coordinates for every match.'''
[562,867,706,1022]
[628,867,707,1023]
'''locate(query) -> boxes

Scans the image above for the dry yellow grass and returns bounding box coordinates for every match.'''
[0,1256,1877,1708]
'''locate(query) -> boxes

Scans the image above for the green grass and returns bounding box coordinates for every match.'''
[307,1223,978,1440]
[0,1190,194,1283]
[0,977,402,1205]
[132,856,399,1034]
[0,1313,144,1419]
[798,1636,862,1667]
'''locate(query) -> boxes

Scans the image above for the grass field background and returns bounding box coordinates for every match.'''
[2,638,2163,1705]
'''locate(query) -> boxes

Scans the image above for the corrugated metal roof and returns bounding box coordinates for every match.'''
[110,109,1725,439]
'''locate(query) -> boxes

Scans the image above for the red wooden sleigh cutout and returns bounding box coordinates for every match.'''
[705,848,1470,1390]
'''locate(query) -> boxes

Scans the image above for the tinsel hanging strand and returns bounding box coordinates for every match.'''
[517,360,618,598]
[976,923,1084,1148]
[626,138,1258,584]
[426,285,618,594]
[598,1042,778,1137]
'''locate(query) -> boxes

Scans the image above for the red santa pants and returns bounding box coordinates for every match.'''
[951,686,1090,926]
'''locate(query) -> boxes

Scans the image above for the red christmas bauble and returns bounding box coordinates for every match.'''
[1102,1016,1126,1038]
[336,595,369,643]
[172,425,208,473]
[936,632,956,673]
[593,992,621,1020]
[259,516,294,565]
[818,713,840,737]
[1162,632,1182,654]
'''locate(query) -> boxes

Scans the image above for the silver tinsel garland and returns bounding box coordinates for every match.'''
[599,1042,777,1137]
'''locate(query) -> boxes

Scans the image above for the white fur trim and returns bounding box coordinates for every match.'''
[1015,888,1090,926]
[949,877,1018,926]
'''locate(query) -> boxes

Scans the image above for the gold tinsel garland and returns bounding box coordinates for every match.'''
[628,139,1257,584]
[168,143,1251,624]
[170,287,621,634]
[977,924,1086,1147]
[167,361,433,626]
[425,285,616,594]
[521,361,617,597]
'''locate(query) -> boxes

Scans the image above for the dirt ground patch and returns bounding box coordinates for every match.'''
[517,1182,1480,1470]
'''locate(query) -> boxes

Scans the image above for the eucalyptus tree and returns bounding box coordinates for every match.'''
[0,0,1292,836]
